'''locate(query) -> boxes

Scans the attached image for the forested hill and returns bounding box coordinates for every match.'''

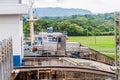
[23,13,114,36]
[33,7,92,17]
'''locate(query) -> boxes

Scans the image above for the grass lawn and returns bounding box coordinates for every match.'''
[67,36,115,59]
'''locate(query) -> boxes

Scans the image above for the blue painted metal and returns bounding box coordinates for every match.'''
[21,59,24,66]
[13,55,21,67]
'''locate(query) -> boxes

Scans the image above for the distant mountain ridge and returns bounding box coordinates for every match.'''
[33,7,92,17]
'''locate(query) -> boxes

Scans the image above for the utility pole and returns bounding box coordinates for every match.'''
[94,27,96,44]
[29,0,34,45]
[114,12,120,80]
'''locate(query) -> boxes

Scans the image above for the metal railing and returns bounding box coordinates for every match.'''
[0,38,13,80]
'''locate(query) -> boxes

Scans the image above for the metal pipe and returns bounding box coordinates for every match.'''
[29,0,34,45]
[114,12,118,80]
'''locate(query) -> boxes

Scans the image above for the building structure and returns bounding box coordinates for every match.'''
[0,0,28,66]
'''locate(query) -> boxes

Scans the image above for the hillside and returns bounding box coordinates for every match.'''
[24,13,114,37]
[33,7,92,17]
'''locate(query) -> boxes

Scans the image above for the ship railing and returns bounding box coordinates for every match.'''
[0,38,13,80]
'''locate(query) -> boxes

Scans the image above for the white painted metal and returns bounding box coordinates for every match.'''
[0,0,28,61]
[29,0,35,45]
[0,4,27,15]
[0,0,20,3]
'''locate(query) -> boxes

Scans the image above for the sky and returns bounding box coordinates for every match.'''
[22,0,120,13]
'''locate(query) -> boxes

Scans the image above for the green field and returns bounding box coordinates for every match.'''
[67,36,115,59]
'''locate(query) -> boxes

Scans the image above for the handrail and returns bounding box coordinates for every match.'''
[0,38,13,80]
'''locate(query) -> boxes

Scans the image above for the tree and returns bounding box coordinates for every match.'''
[23,13,114,36]
[66,24,84,36]
[23,22,30,37]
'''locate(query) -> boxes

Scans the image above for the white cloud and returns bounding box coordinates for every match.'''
[22,0,120,13]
